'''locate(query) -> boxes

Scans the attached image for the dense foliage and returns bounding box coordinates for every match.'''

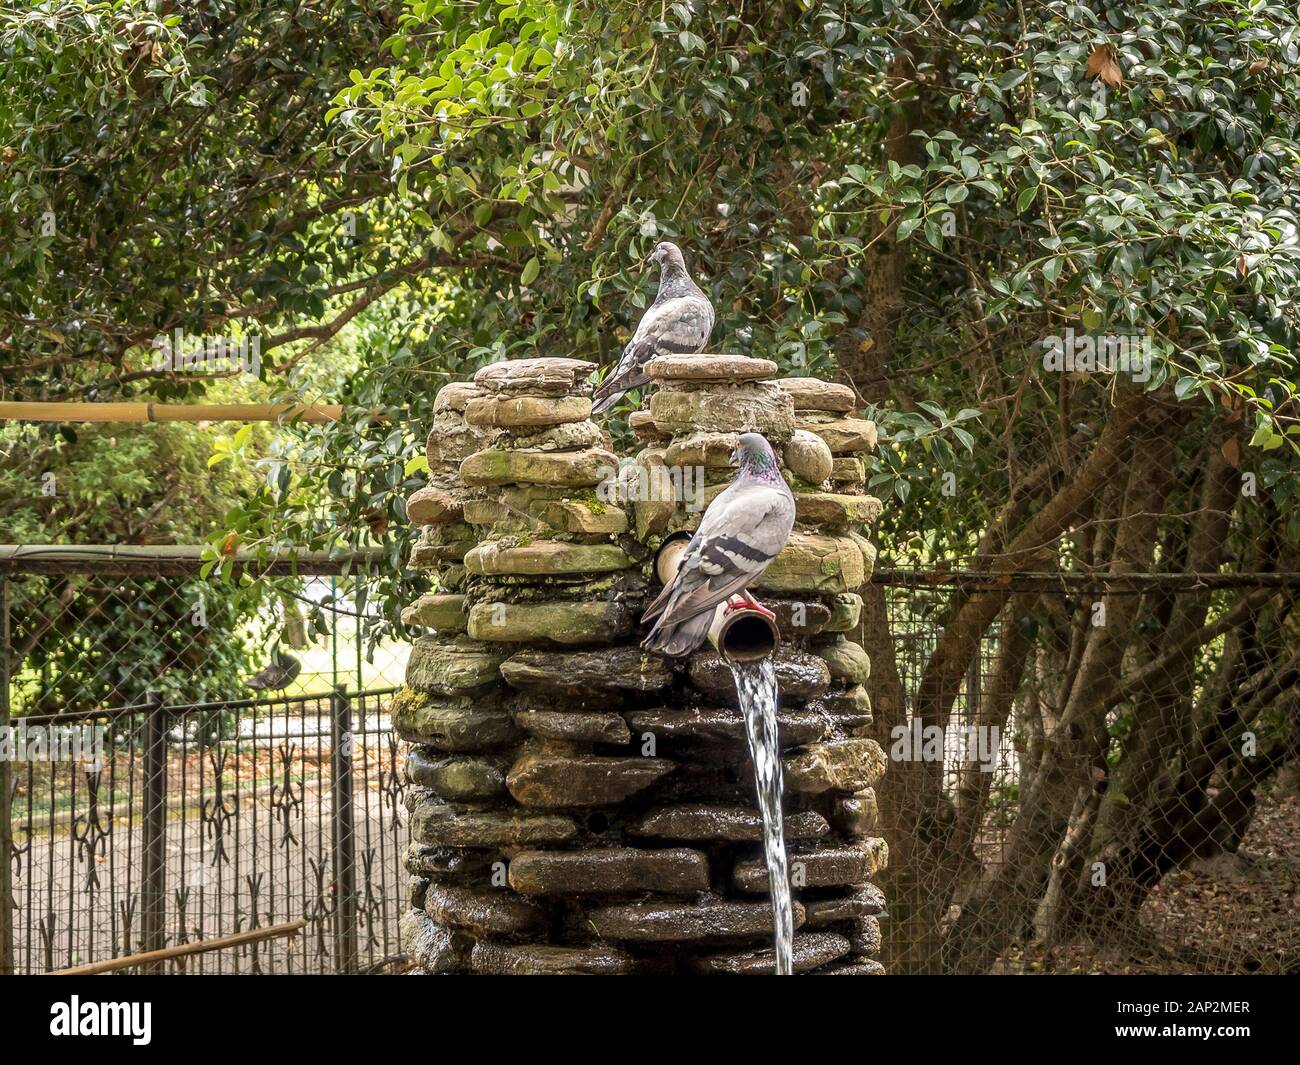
[2,0,1299,969]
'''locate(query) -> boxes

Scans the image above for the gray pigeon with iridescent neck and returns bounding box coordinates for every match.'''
[642,434,795,656]
[591,241,714,416]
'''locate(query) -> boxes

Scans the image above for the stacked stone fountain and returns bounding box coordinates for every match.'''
[397,352,889,975]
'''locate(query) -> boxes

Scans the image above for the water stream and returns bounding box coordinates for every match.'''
[729,656,793,975]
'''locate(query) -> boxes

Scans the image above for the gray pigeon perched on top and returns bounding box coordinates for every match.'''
[591,241,714,416]
[642,433,795,656]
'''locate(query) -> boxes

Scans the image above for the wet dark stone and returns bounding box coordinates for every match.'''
[804,884,887,926]
[815,685,873,727]
[814,960,886,975]
[834,789,879,836]
[768,599,832,639]
[501,647,673,699]
[409,875,430,910]
[405,748,509,801]
[401,908,470,974]
[470,940,648,975]
[733,840,888,893]
[513,708,631,744]
[424,883,545,935]
[405,844,497,883]
[689,932,851,975]
[785,738,888,794]
[507,751,675,807]
[848,915,882,955]
[688,648,831,704]
[408,791,578,846]
[588,897,806,943]
[508,847,709,896]
[626,706,831,747]
[393,693,520,752]
[630,804,830,843]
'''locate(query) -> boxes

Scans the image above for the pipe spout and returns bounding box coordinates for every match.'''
[652,536,781,663]
[707,600,780,663]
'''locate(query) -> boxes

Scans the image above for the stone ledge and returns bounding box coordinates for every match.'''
[645,353,777,383]
[464,540,634,577]
[460,447,616,488]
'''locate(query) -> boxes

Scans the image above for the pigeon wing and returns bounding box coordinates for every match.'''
[644,481,794,629]
[592,296,713,412]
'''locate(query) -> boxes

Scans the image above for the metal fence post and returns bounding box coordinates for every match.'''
[0,574,13,976]
[140,689,167,971]
[330,684,357,974]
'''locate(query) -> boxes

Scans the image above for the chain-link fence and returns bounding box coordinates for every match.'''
[1,554,413,974]
[3,554,1298,974]
[868,568,1300,975]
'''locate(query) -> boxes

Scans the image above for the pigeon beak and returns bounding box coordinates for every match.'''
[729,448,740,466]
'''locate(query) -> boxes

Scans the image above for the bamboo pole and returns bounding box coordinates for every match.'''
[0,545,386,577]
[46,919,307,975]
[0,402,344,424]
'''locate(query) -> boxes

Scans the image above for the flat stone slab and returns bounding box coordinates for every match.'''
[426,410,492,468]
[805,884,888,926]
[645,353,777,382]
[474,357,597,396]
[588,898,806,943]
[464,540,634,577]
[400,593,468,633]
[777,377,857,412]
[501,647,673,696]
[782,429,834,484]
[767,599,832,638]
[512,708,632,744]
[508,847,709,895]
[497,485,628,534]
[424,883,545,935]
[648,383,794,440]
[433,381,484,412]
[405,750,508,802]
[626,705,831,747]
[460,447,617,487]
[628,410,667,443]
[831,456,866,483]
[817,684,873,724]
[754,532,867,594]
[795,492,882,528]
[470,940,647,975]
[665,430,739,468]
[467,600,631,645]
[404,637,507,695]
[733,839,889,892]
[815,959,886,975]
[392,692,519,751]
[630,804,830,843]
[405,485,464,525]
[689,932,850,975]
[507,751,674,807]
[409,795,578,847]
[495,420,609,452]
[785,738,888,794]
[465,394,593,428]
[405,844,496,882]
[795,415,878,453]
[688,648,831,703]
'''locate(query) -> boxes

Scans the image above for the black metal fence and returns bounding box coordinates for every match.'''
[3,686,406,974]
[0,556,414,975]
